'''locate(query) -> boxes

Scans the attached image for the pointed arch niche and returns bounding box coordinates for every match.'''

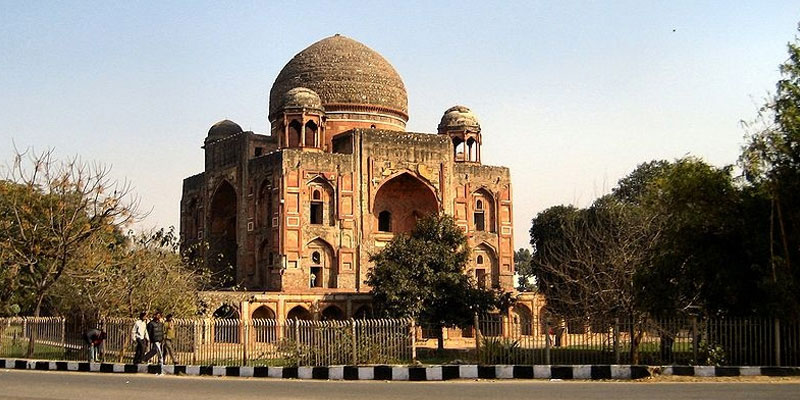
[307,176,335,226]
[208,181,237,286]
[373,172,438,234]
[307,238,337,288]
[474,243,499,289]
[472,188,496,233]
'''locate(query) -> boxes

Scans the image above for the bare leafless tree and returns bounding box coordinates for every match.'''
[1,148,140,355]
[533,200,663,362]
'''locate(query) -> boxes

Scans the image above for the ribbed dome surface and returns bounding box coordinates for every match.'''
[269,35,408,120]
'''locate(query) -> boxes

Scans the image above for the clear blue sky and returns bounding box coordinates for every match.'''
[2,1,799,249]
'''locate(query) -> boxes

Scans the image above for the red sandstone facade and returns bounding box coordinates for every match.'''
[180,35,530,324]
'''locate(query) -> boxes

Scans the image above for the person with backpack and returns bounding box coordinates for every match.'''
[143,311,165,365]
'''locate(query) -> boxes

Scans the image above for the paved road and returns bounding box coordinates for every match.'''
[1,369,799,400]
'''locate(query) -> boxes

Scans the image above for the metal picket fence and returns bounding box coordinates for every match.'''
[476,314,800,366]
[0,317,414,367]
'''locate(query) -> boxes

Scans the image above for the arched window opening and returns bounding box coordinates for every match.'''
[475,243,500,289]
[378,210,392,232]
[310,266,323,288]
[287,306,312,321]
[474,200,486,231]
[212,304,239,343]
[466,137,478,162]
[475,268,487,289]
[213,304,239,319]
[308,179,335,226]
[472,189,496,233]
[252,306,275,320]
[252,306,277,342]
[304,120,318,147]
[453,138,465,161]
[312,251,321,264]
[308,239,336,288]
[353,305,373,319]
[514,305,533,336]
[321,306,345,321]
[288,120,302,147]
[310,188,323,225]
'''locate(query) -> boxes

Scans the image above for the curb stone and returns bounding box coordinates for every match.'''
[0,359,649,380]
[2,358,796,380]
[661,365,800,377]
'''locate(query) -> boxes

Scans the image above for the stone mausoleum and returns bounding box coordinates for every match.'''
[180,35,540,329]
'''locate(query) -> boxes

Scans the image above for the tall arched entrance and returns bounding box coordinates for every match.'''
[373,172,438,234]
[208,181,237,287]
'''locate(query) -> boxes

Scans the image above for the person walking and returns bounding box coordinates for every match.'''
[163,314,178,365]
[144,311,165,365]
[132,312,149,364]
[83,328,107,363]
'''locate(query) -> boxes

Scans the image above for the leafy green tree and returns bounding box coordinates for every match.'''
[514,248,535,291]
[367,214,501,351]
[49,227,207,322]
[613,160,670,203]
[741,26,800,317]
[0,181,27,316]
[629,158,769,316]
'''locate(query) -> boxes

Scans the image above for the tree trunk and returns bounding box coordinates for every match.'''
[436,325,445,354]
[629,315,639,364]
[26,294,44,358]
[775,194,792,272]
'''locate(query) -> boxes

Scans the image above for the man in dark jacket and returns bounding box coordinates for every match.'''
[83,328,107,363]
[143,311,165,365]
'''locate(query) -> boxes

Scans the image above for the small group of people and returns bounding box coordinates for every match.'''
[132,311,178,365]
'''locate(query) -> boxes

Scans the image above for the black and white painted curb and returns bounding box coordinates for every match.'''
[3,358,798,380]
[0,359,648,380]
[661,365,800,377]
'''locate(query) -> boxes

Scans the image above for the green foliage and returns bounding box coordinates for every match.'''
[514,248,536,291]
[479,337,522,364]
[741,25,800,317]
[531,155,786,319]
[48,227,208,320]
[629,158,771,317]
[367,214,503,348]
[0,150,206,319]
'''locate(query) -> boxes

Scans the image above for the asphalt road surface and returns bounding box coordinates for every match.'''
[1,369,799,400]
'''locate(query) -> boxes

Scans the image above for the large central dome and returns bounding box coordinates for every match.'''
[268,35,408,129]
